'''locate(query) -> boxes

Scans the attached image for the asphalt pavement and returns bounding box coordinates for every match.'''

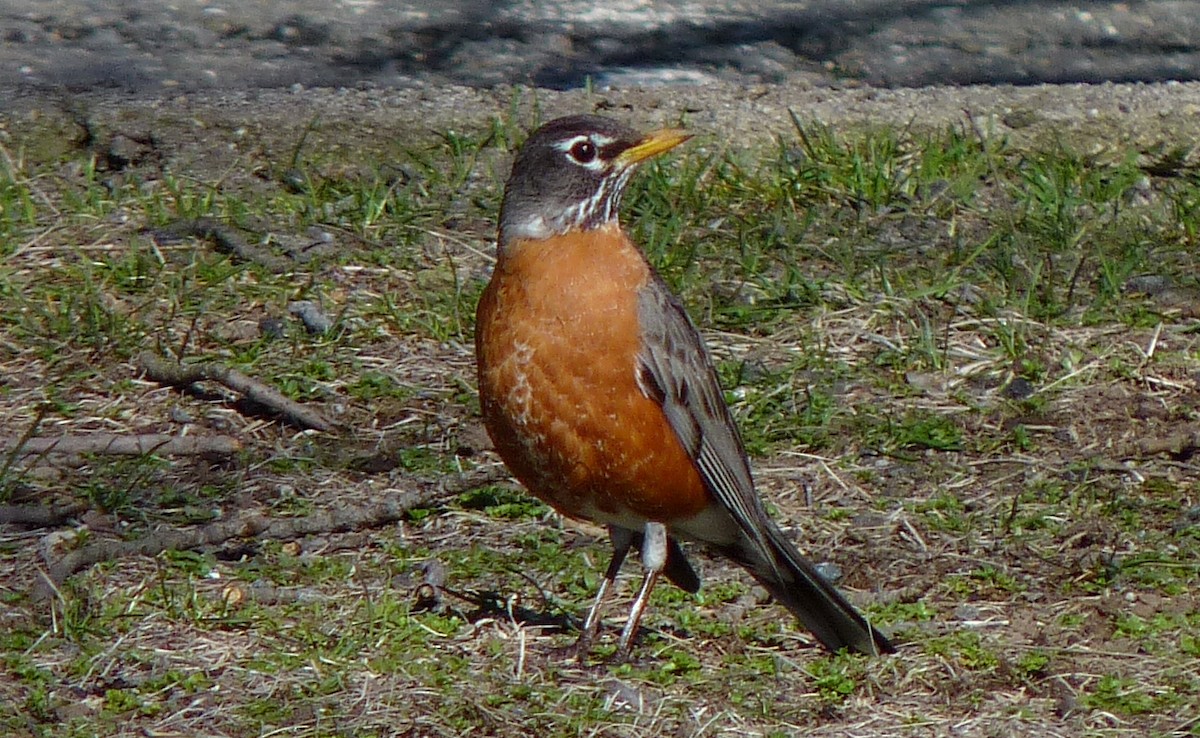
[2,0,1198,92]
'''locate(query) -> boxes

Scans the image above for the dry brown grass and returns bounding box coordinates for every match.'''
[1,86,1198,737]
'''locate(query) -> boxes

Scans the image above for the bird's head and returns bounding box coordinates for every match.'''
[498,114,691,250]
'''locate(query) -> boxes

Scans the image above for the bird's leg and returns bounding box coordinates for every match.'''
[616,521,667,657]
[576,526,634,656]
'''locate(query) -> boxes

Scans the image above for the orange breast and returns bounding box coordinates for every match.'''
[475,225,710,527]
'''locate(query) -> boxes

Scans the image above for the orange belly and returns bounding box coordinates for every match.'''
[475,225,710,527]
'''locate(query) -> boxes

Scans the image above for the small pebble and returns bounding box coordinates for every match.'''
[288,301,333,334]
[259,317,286,339]
[815,561,843,583]
[1002,377,1036,400]
[1122,274,1172,296]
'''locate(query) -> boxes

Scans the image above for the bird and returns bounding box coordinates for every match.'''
[474,114,894,657]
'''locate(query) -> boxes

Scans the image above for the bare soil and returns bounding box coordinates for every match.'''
[1,81,1199,736]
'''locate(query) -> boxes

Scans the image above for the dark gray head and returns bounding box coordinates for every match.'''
[498,114,691,250]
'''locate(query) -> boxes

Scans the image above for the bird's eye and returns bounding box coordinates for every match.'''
[568,139,597,164]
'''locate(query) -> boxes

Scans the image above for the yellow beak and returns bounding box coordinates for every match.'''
[614,128,692,168]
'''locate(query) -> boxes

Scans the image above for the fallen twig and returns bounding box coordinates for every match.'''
[138,351,334,432]
[31,467,512,602]
[33,487,440,601]
[0,433,242,458]
[150,218,293,272]
[0,501,88,527]
[1126,429,1200,459]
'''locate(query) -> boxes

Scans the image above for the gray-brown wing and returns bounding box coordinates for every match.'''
[634,274,773,553]
[635,274,895,655]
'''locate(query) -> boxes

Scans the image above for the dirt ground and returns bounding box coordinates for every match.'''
[1,80,1199,736]
[9,78,1200,163]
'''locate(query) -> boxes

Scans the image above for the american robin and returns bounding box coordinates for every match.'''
[475,114,894,657]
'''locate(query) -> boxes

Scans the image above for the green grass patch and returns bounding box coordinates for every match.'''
[2,101,1199,736]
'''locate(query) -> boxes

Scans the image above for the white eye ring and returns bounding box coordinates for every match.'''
[555,134,613,170]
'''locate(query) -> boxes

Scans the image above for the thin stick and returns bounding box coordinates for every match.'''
[138,351,334,432]
[33,487,440,601]
[0,433,242,457]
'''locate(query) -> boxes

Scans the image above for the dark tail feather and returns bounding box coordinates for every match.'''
[729,523,894,655]
[664,536,702,593]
